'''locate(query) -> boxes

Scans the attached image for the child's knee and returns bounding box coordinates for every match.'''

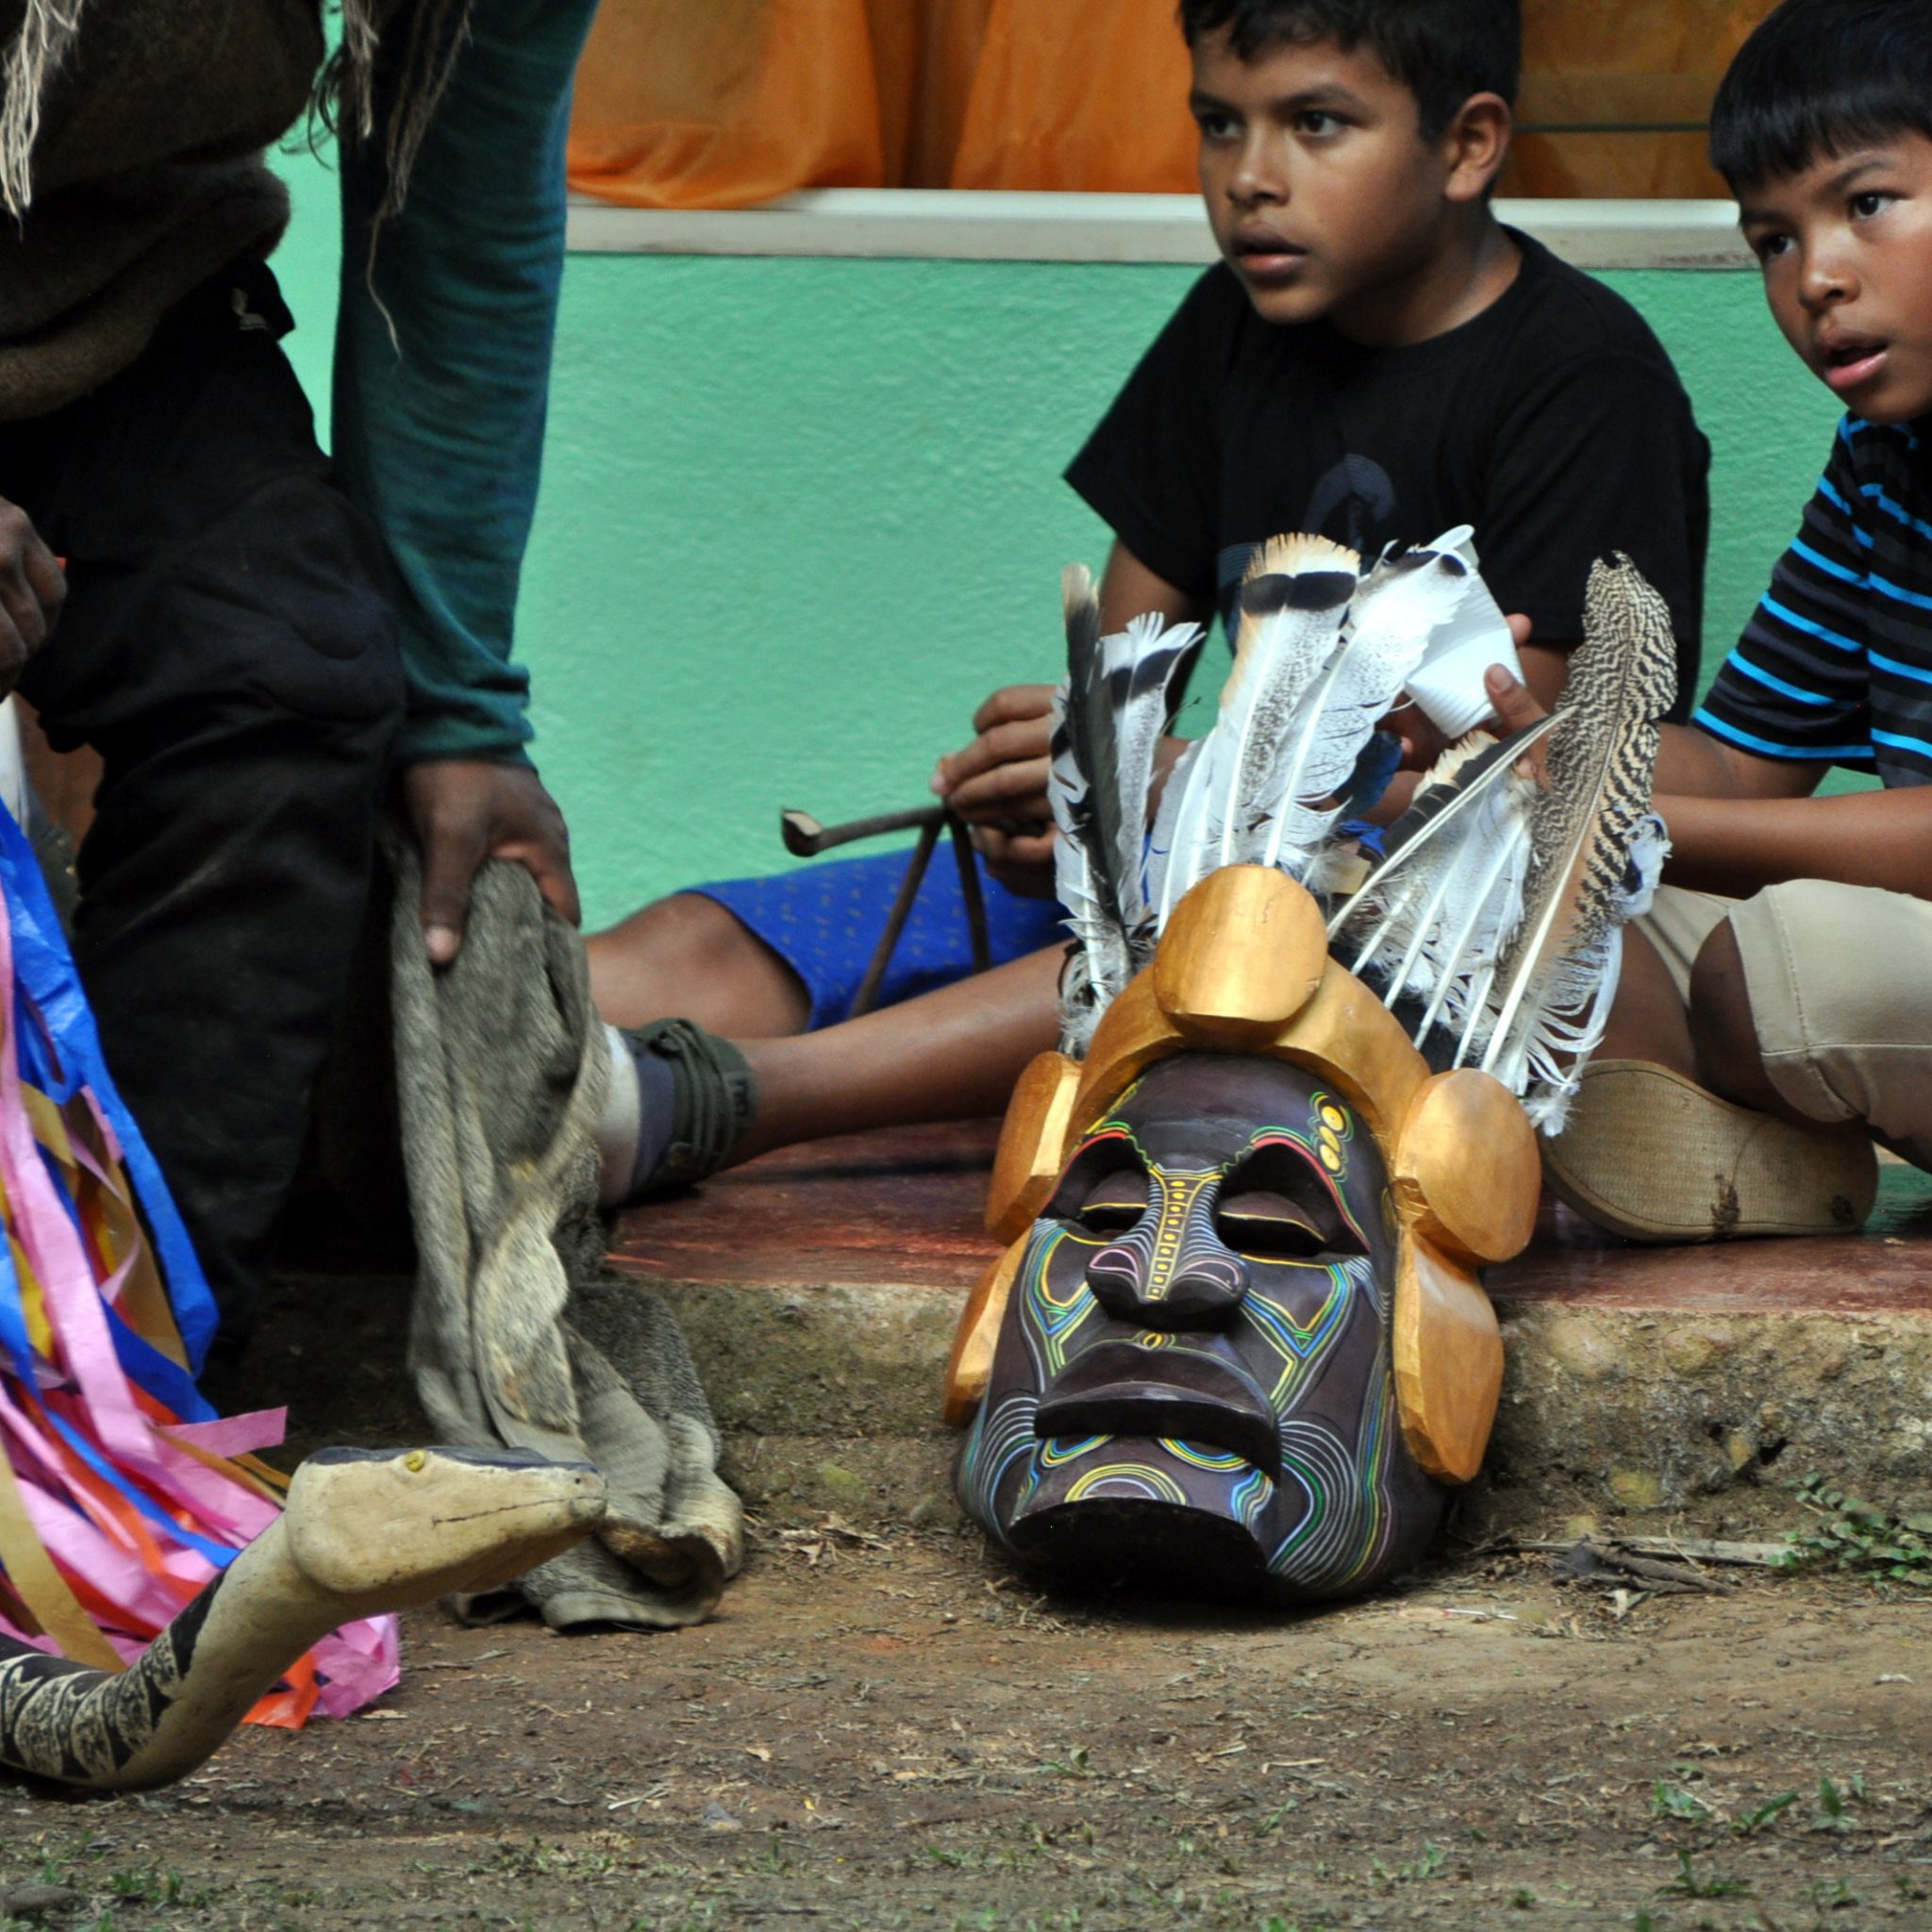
[1712,881,1932,1149]
[634,892,767,975]
[587,891,810,1036]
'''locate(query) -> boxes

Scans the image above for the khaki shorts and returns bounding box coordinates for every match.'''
[1638,882,1932,1169]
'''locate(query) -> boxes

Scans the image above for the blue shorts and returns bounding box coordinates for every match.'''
[691,845,1066,1030]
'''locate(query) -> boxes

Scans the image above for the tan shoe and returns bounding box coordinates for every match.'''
[1541,1058,1879,1242]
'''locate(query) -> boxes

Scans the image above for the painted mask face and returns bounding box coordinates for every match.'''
[957,1052,1444,1603]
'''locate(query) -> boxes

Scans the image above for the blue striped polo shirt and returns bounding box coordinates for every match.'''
[1696,414,1932,784]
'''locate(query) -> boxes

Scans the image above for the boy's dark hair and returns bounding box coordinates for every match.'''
[1177,0,1519,141]
[1709,0,1932,188]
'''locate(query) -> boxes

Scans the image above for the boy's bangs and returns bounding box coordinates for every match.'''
[1710,0,1932,188]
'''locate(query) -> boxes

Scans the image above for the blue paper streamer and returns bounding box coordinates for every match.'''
[0,809,220,1377]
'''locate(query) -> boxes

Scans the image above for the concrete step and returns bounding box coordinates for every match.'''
[605,1124,1932,1536]
[251,1124,1932,1540]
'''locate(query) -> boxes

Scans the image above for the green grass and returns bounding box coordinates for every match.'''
[1777,1476,1932,1587]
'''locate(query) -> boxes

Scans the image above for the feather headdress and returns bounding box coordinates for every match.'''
[1330,552,1676,1127]
[1046,536,1677,1124]
[1049,567,1201,1053]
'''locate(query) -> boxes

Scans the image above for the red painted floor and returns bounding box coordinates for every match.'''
[608,1123,1932,1313]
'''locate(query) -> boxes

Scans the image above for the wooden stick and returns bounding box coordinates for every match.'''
[1507,1535,1788,1568]
[847,815,943,1019]
[781,805,944,858]
[947,816,992,975]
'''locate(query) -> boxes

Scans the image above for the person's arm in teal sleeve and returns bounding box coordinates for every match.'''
[332,0,598,960]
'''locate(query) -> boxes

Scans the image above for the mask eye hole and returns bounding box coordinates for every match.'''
[1048,1141,1152,1232]
[1216,1145,1365,1260]
[1074,1169,1151,1235]
[1215,1190,1326,1260]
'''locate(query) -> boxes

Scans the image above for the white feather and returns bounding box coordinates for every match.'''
[1146,735,1205,927]
[1047,591,1202,1053]
[1332,721,1556,1031]
[1108,614,1203,948]
[1256,549,1469,874]
[1156,535,1358,916]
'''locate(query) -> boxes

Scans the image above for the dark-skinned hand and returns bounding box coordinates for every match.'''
[0,495,65,690]
[931,681,1056,824]
[1482,612,1558,782]
[404,758,580,966]
[931,681,1059,897]
[1388,613,1538,771]
[969,821,1058,898]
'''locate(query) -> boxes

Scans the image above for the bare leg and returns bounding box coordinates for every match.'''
[587,893,809,1038]
[731,945,1064,1161]
[1594,924,1700,1075]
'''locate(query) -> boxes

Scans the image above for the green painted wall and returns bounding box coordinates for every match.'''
[271,151,1845,929]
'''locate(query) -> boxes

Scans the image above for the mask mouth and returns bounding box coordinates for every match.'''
[1036,1341,1279,1479]
[1006,1494,1278,1603]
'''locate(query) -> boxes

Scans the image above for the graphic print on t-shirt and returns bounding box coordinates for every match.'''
[1305,454,1398,552]
[1212,453,1401,644]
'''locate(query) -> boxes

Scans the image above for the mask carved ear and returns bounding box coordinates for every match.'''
[943,1237,1026,1427]
[986,1052,1081,1242]
[1070,969,1185,1138]
[1392,1069,1541,1267]
[1388,1070,1540,1483]
[1391,1234,1506,1483]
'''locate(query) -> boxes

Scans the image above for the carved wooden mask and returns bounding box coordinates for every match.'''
[947,867,1541,1604]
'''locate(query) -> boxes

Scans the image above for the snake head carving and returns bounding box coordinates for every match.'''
[281,1446,608,1611]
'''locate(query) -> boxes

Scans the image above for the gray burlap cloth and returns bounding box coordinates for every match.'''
[387,845,742,1628]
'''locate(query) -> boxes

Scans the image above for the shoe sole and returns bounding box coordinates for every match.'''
[1541,1059,1879,1243]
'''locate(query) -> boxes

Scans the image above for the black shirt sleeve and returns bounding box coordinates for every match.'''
[1473,347,1711,718]
[1063,269,1237,600]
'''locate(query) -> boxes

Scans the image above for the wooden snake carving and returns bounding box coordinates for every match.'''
[0,1445,606,1792]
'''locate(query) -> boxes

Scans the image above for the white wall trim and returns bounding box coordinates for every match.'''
[565,189,1753,272]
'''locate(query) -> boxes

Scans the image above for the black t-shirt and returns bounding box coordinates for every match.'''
[1065,232,1711,719]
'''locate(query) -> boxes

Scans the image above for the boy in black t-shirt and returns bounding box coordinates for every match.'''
[588,0,1711,1202]
[935,0,1707,896]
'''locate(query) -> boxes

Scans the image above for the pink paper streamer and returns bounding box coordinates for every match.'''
[0,894,400,1717]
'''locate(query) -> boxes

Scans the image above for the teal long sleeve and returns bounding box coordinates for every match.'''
[331,0,600,765]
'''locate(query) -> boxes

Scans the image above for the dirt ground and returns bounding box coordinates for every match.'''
[5,1526,1930,1932]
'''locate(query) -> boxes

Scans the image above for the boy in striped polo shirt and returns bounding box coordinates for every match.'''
[1494,0,1932,1241]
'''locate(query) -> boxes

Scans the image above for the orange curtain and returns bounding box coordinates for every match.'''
[568,0,1787,208]
[567,0,1196,206]
[868,0,995,191]
[1499,0,1776,198]
[568,0,886,209]
[949,0,1196,193]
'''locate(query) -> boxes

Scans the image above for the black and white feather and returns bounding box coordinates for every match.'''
[1048,566,1201,1053]
[1149,534,1358,922]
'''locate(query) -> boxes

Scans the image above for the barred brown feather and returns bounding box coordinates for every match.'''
[1480,553,1679,1081]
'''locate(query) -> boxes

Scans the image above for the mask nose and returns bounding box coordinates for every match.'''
[1085,1169,1249,1330]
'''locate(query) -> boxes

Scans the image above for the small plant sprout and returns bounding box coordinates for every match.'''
[1658,1850,1750,1899]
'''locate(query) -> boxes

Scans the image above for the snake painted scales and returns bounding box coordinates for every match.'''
[0,1445,606,1791]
